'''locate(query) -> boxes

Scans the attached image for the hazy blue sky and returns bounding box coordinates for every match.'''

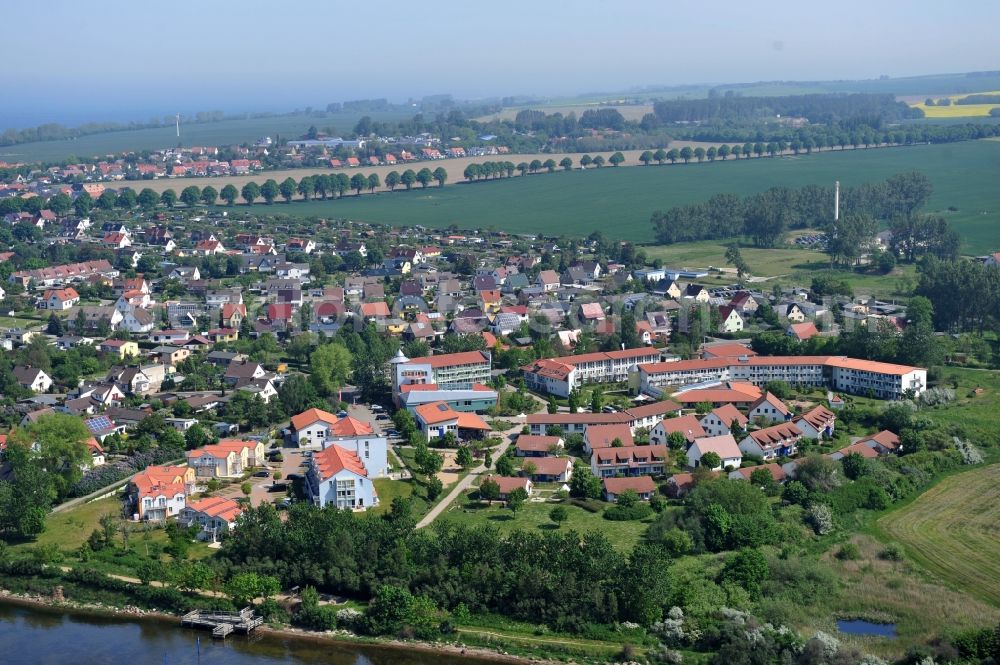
[2,0,997,127]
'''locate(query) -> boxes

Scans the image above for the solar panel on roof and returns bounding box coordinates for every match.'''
[437,403,448,411]
[86,416,113,432]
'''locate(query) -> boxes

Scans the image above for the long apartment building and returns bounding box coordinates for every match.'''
[10,259,118,288]
[525,399,682,436]
[391,349,492,403]
[521,347,663,397]
[638,355,926,400]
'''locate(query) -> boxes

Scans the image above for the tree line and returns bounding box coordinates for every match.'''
[673,119,1000,149]
[462,153,627,181]
[650,172,937,248]
[652,92,920,124]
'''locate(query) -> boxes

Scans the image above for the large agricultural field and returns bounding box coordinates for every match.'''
[877,464,1000,606]
[240,140,1000,254]
[911,90,1000,118]
[0,109,414,164]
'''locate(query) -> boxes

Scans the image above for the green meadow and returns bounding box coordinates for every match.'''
[271,140,1000,254]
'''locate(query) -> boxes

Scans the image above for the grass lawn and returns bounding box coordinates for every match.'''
[437,494,653,551]
[0,315,44,329]
[370,477,420,516]
[644,239,919,299]
[875,463,1000,606]
[258,140,1000,254]
[21,496,123,552]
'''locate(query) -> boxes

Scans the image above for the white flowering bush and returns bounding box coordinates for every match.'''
[918,387,955,407]
[807,503,835,535]
[335,607,363,628]
[953,437,984,465]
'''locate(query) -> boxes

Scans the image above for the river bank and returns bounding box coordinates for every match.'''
[0,590,536,665]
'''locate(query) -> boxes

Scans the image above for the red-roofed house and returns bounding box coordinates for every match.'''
[651,414,707,445]
[857,430,901,455]
[179,497,243,541]
[128,465,195,521]
[40,287,80,310]
[699,404,749,437]
[515,434,564,457]
[748,392,792,424]
[728,463,787,484]
[794,405,836,439]
[482,475,533,500]
[186,440,265,478]
[787,321,820,341]
[524,456,573,482]
[687,435,742,470]
[603,475,657,502]
[591,445,668,477]
[738,422,802,460]
[305,444,378,510]
[583,423,635,453]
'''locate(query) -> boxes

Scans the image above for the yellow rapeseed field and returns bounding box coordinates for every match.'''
[912,90,1000,117]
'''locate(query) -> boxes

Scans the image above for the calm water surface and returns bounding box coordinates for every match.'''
[0,602,492,665]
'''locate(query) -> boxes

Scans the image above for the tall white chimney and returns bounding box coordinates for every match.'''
[834,180,840,221]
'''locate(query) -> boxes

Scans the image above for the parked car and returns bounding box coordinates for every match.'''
[253,470,270,478]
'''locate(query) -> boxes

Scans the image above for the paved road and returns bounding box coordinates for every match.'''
[415,418,523,529]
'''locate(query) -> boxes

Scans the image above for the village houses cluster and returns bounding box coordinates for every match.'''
[0,189,928,543]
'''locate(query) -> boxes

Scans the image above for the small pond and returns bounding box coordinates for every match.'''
[837,619,897,638]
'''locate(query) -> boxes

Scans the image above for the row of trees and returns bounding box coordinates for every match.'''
[652,92,919,124]
[650,172,936,248]
[463,153,628,182]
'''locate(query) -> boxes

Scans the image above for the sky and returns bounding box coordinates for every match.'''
[1,0,998,128]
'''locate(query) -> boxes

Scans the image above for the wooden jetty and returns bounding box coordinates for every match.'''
[181,607,263,639]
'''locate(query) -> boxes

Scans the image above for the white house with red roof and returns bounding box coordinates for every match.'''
[39,287,80,310]
[748,392,792,424]
[699,404,749,438]
[186,439,266,478]
[482,475,533,500]
[128,465,195,521]
[305,444,378,510]
[603,475,657,502]
[179,496,243,541]
[194,239,225,256]
[793,405,837,440]
[738,422,803,460]
[856,429,901,455]
[687,435,742,470]
[288,408,389,476]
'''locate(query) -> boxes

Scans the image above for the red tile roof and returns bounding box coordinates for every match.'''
[603,475,656,495]
[290,408,338,431]
[313,444,367,479]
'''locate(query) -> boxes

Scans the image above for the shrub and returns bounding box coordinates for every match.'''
[336,607,363,629]
[879,543,905,561]
[836,543,861,560]
[807,503,834,535]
